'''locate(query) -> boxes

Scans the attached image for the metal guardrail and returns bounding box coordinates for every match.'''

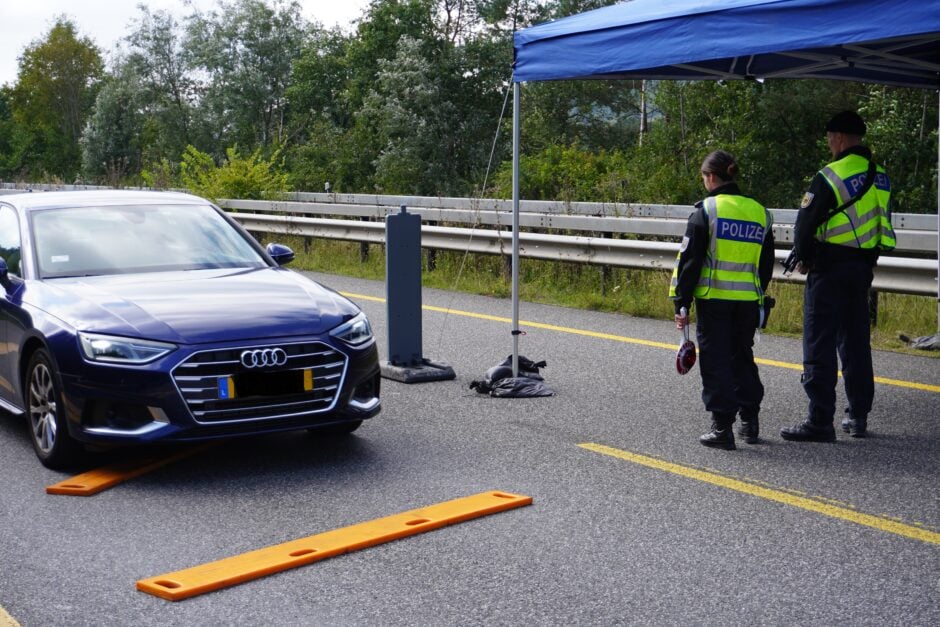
[220,195,937,295]
[220,196,937,256]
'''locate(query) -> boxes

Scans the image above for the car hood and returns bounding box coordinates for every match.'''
[27,267,360,344]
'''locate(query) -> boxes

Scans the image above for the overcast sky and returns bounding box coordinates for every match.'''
[0,0,370,87]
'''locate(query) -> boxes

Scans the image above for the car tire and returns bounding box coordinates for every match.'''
[26,349,81,469]
[309,420,362,436]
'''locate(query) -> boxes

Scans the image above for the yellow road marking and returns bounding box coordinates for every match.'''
[580,442,939,546]
[137,490,532,601]
[46,445,212,496]
[341,291,940,393]
[346,292,386,303]
[0,604,20,627]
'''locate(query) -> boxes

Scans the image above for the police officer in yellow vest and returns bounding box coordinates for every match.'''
[781,111,896,442]
[670,150,775,450]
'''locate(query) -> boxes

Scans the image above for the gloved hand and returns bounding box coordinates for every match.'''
[675,307,689,330]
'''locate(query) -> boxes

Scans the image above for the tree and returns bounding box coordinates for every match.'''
[124,6,207,165]
[342,0,557,195]
[344,0,439,111]
[185,0,309,151]
[473,0,550,35]
[520,79,644,154]
[287,27,354,134]
[284,23,357,192]
[80,65,146,184]
[288,0,458,193]
[619,79,870,207]
[0,87,25,178]
[745,79,865,207]
[862,86,939,214]
[9,17,103,179]
[358,36,456,194]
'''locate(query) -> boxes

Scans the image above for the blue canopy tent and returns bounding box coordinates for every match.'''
[507,0,940,371]
[513,0,940,86]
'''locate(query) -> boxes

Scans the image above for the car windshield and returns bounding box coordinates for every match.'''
[32,203,268,279]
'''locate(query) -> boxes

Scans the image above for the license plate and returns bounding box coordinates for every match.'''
[220,369,315,400]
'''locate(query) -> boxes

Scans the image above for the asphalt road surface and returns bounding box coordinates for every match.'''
[1,271,938,626]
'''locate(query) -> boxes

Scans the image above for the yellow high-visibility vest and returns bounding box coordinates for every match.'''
[817,154,896,251]
[669,194,771,302]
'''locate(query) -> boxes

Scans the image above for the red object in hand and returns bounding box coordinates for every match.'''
[676,307,697,375]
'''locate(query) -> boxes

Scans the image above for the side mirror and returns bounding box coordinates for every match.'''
[266,242,295,266]
[0,258,11,292]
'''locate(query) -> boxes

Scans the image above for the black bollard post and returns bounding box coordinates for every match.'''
[380,206,456,383]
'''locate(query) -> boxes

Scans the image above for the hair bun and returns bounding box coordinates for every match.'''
[701,149,738,181]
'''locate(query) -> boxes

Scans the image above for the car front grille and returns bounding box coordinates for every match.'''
[171,341,347,424]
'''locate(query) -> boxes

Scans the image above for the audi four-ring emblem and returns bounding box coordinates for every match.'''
[240,348,288,369]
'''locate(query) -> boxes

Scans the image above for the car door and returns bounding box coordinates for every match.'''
[0,205,23,404]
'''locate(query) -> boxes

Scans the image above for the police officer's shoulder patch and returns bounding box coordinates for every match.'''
[800,192,815,209]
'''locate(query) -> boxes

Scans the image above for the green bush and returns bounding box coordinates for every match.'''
[179,145,289,202]
[140,157,176,190]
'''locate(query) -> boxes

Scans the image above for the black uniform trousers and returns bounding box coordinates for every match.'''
[695,298,764,426]
[802,247,875,424]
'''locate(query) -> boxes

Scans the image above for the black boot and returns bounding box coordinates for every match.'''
[841,410,867,438]
[780,419,836,442]
[701,414,736,450]
[737,416,760,444]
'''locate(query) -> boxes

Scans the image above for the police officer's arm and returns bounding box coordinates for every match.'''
[793,173,836,264]
[672,205,708,314]
[758,227,775,292]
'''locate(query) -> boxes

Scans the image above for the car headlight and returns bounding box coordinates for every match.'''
[329,312,373,346]
[79,333,177,364]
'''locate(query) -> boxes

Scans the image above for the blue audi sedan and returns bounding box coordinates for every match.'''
[0,190,380,468]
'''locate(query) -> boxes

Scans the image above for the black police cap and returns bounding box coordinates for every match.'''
[826,110,866,136]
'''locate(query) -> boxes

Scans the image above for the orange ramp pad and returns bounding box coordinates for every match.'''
[137,490,532,601]
[46,445,210,496]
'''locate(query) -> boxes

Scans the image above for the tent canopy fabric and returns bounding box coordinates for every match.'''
[513,0,940,89]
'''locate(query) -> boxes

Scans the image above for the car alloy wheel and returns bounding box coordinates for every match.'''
[26,349,79,468]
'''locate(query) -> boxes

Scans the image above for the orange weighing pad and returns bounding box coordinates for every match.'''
[46,445,211,496]
[137,490,533,601]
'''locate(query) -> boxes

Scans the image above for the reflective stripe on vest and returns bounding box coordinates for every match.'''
[817,154,896,250]
[694,195,769,301]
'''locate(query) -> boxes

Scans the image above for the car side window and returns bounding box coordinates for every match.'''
[0,206,22,276]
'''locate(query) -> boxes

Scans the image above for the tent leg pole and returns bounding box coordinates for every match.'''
[512,82,521,376]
